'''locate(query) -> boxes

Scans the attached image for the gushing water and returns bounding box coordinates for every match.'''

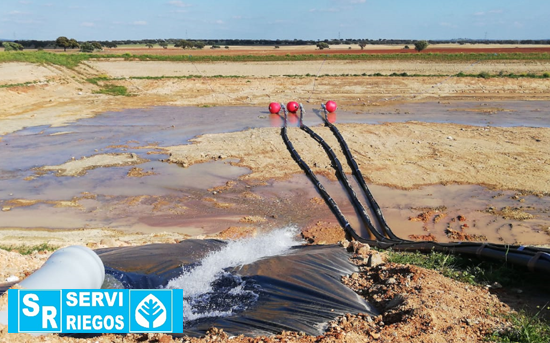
[165,227,301,321]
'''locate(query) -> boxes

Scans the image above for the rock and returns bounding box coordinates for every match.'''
[385,294,405,311]
[447,136,453,140]
[99,238,116,246]
[6,275,20,282]
[386,277,397,285]
[367,253,385,267]
[1,207,11,212]
[357,244,370,257]
[158,335,173,343]
[351,272,359,280]
[490,281,503,289]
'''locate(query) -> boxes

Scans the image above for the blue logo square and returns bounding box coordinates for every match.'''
[129,290,173,333]
[18,290,61,333]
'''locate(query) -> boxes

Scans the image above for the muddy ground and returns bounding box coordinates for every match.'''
[1,56,550,342]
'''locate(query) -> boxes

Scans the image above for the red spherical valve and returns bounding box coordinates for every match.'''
[287,101,299,113]
[268,102,281,114]
[325,100,337,113]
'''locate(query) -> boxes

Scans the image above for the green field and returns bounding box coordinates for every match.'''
[1,51,550,69]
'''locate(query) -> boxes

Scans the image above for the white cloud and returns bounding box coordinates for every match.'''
[81,22,95,27]
[19,0,32,4]
[168,1,190,7]
[215,20,224,25]
[489,9,503,14]
[132,21,148,25]
[9,10,29,15]
[440,22,458,28]
[309,8,340,13]
[474,11,485,16]
[513,21,524,28]
[232,15,242,20]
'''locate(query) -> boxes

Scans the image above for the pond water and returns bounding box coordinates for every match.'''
[0,101,549,244]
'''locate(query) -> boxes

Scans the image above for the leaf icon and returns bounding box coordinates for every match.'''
[135,294,167,329]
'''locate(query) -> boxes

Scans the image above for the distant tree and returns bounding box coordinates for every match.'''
[404,45,410,49]
[69,39,80,49]
[274,45,280,49]
[175,39,194,49]
[146,43,154,48]
[358,41,367,50]
[210,45,221,49]
[316,42,329,50]
[414,40,429,52]
[55,36,70,51]
[159,42,168,49]
[80,42,95,53]
[91,41,102,50]
[225,46,229,49]
[193,41,206,49]
[2,42,24,51]
[104,42,118,48]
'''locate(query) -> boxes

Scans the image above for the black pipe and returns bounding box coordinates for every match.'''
[280,103,550,274]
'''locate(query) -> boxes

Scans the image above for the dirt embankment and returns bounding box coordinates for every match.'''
[0,245,513,343]
[1,60,550,135]
[165,122,550,194]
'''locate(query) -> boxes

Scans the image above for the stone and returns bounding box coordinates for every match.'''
[385,294,405,311]
[367,253,385,267]
[386,277,397,285]
[357,244,370,257]
[100,238,116,246]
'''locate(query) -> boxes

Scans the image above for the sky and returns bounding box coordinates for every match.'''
[1,0,549,41]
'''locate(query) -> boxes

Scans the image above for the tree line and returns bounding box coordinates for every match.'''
[3,38,550,50]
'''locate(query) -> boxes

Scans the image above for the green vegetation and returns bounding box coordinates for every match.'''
[1,51,550,69]
[316,42,330,50]
[0,51,91,68]
[80,42,96,53]
[385,250,550,343]
[93,84,130,96]
[2,42,24,51]
[414,40,429,52]
[0,243,58,255]
[487,310,550,343]
[0,80,43,88]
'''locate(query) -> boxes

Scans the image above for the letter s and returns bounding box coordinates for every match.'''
[22,294,40,317]
[115,315,124,330]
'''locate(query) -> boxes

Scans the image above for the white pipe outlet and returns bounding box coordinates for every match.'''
[0,245,105,327]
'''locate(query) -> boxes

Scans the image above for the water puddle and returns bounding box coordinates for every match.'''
[255,175,550,245]
[0,102,549,241]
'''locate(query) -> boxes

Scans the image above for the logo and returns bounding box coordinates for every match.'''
[135,294,167,329]
[8,289,183,334]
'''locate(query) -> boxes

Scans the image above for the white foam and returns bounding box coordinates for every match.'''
[165,227,301,320]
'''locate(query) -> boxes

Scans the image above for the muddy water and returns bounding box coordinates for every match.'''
[0,101,549,242]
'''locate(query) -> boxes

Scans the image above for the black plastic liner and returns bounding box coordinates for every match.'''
[96,240,378,336]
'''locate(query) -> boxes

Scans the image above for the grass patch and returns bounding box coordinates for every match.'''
[2,51,550,68]
[0,80,43,88]
[385,249,543,287]
[93,84,130,96]
[0,243,59,255]
[488,309,550,343]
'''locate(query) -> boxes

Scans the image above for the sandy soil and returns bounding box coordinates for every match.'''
[87,59,550,77]
[38,153,148,177]
[1,60,550,136]
[165,123,550,194]
[1,55,550,342]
